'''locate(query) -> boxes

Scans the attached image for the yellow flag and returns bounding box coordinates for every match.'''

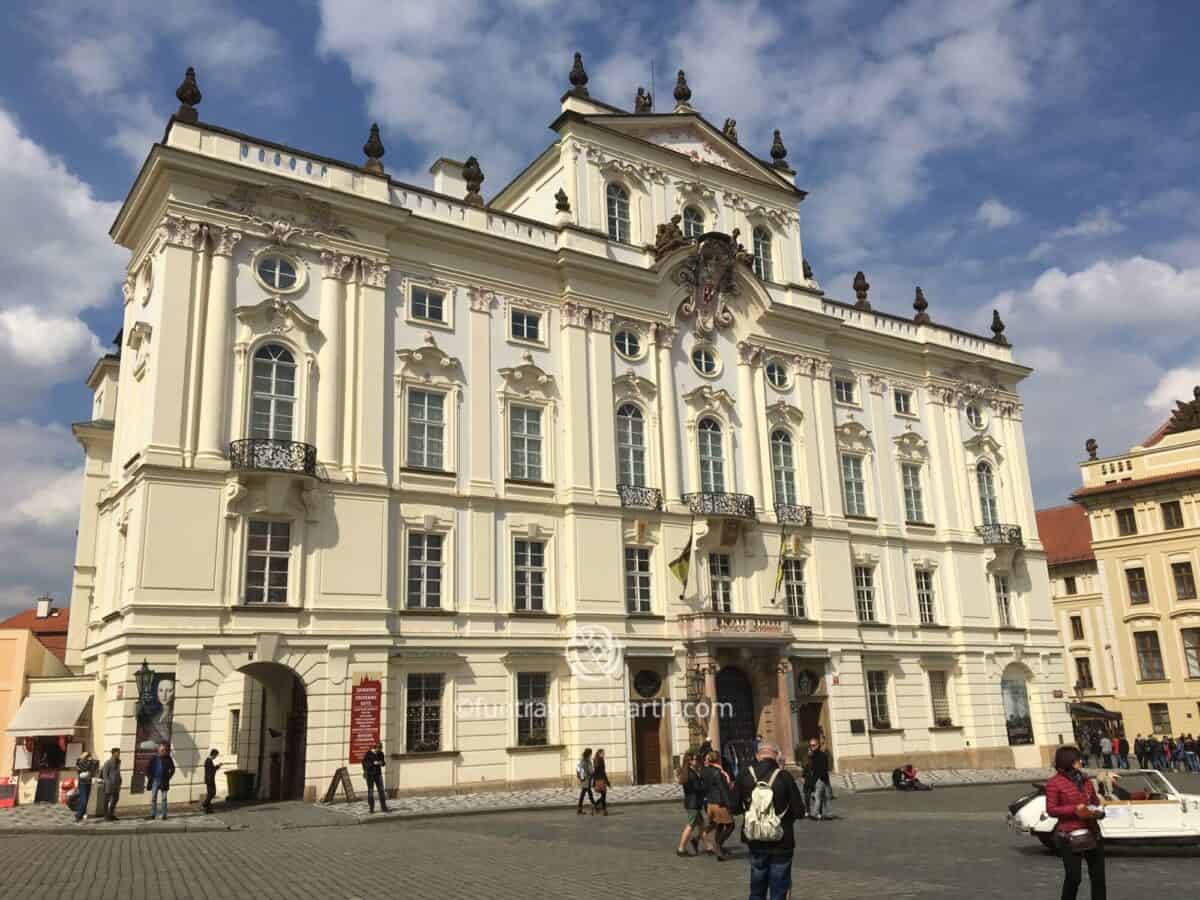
[774,549,786,600]
[669,532,693,587]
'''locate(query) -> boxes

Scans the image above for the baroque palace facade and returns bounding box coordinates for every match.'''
[61,61,1067,802]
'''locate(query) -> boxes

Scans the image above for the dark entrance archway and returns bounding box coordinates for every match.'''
[716,666,756,770]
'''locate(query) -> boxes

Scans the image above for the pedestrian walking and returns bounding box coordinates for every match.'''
[592,748,610,815]
[1133,734,1146,769]
[147,741,176,820]
[361,741,389,813]
[1099,734,1112,769]
[203,749,222,813]
[806,738,832,820]
[100,747,122,821]
[700,751,734,860]
[735,742,805,900]
[1046,744,1106,900]
[1185,735,1199,772]
[74,751,97,823]
[676,752,705,857]
[1116,735,1130,770]
[576,748,595,815]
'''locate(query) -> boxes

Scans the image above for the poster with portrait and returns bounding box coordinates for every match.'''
[134,672,176,775]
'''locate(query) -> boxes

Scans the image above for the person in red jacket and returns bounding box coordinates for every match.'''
[1045,745,1107,900]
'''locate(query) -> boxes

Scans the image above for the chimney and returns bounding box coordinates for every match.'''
[430,158,468,199]
[35,595,52,619]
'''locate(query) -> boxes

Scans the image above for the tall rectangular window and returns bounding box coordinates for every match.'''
[1126,567,1150,604]
[1162,500,1184,530]
[995,573,1013,626]
[854,566,876,622]
[1182,628,1200,678]
[410,286,446,324]
[516,672,549,746]
[915,569,936,625]
[1149,702,1172,734]
[901,463,925,523]
[928,671,952,727]
[1172,562,1197,600]
[245,520,290,603]
[1116,507,1138,536]
[406,389,445,470]
[510,308,542,343]
[709,553,733,613]
[1135,631,1165,681]
[783,558,806,619]
[1070,615,1084,641]
[894,390,913,415]
[228,709,241,752]
[624,547,652,614]
[842,454,867,517]
[834,378,856,404]
[1064,576,1078,595]
[405,673,443,753]
[509,405,543,481]
[513,539,546,612]
[866,670,891,729]
[406,533,444,609]
[1075,657,1094,690]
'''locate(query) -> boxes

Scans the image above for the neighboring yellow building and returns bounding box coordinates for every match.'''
[0,626,72,778]
[1052,388,1200,738]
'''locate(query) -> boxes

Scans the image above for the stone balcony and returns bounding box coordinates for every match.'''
[679,611,793,645]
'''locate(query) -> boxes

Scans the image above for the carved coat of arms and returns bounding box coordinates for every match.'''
[674,234,738,336]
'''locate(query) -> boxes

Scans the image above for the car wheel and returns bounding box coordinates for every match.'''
[1036,833,1057,853]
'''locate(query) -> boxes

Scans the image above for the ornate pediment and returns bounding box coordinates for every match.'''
[682,384,736,418]
[613,369,657,405]
[208,181,355,243]
[236,296,319,337]
[1163,386,1200,436]
[497,352,556,399]
[396,332,462,384]
[893,429,929,461]
[616,122,761,179]
[766,400,804,428]
[673,233,741,336]
[835,420,874,453]
[964,432,1003,462]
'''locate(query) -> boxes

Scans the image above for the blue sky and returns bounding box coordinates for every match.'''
[1,0,1198,618]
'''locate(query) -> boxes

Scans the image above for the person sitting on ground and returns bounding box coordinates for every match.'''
[894,764,932,791]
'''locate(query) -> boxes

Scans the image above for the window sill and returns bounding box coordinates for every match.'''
[393,750,461,761]
[507,336,549,352]
[919,623,950,630]
[906,521,936,529]
[834,400,862,411]
[506,478,555,489]
[845,514,877,523]
[399,607,457,616]
[511,610,557,618]
[895,411,920,420]
[858,621,891,628]
[506,743,565,754]
[238,603,299,612]
[788,617,815,625]
[929,725,962,732]
[1135,679,1170,684]
[406,316,453,332]
[627,613,665,621]
[400,466,456,478]
[870,727,903,735]
[997,626,1026,633]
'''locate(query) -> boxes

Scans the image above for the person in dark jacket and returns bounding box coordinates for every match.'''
[592,748,610,815]
[99,748,122,821]
[735,743,805,900]
[147,742,176,820]
[700,751,734,860]
[1045,745,1106,900]
[202,749,222,813]
[361,741,389,813]
[676,752,705,856]
[74,751,98,823]
[805,738,831,819]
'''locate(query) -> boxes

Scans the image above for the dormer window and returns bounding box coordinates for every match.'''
[752,227,773,281]
[682,206,705,238]
[606,183,630,243]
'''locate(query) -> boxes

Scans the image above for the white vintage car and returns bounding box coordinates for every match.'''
[1007,770,1200,849]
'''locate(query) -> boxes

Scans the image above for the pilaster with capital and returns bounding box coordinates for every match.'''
[352,256,389,484]
[315,251,350,470]
[654,324,682,503]
[804,354,840,516]
[736,341,765,505]
[560,302,594,498]
[467,287,496,494]
[588,308,618,501]
[196,225,244,464]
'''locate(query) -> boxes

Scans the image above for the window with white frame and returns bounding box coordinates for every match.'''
[854,565,876,622]
[606,183,630,243]
[1070,615,1084,641]
[834,377,857,404]
[915,568,936,625]
[976,461,999,526]
[783,558,806,619]
[1126,567,1150,605]
[1172,561,1196,600]
[1149,702,1172,734]
[682,206,705,238]
[866,670,891,729]
[513,539,546,611]
[410,286,447,324]
[509,405,543,481]
[901,463,925,523]
[709,552,733,613]
[995,573,1013,626]
[928,671,952,727]
[405,673,443,752]
[510,307,542,344]
[698,418,726,492]
[1135,631,1165,681]
[771,430,797,506]
[966,404,984,429]
[752,226,773,280]
[841,453,867,516]
[406,389,445,470]
[624,547,652,614]
[894,389,914,415]
[250,344,296,440]
[406,533,444,609]
[1182,628,1200,678]
[245,520,290,604]
[613,329,641,359]
[1065,576,1078,596]
[765,358,789,389]
[1075,657,1094,690]
[691,345,719,376]
[255,255,298,291]
[616,404,647,487]
[516,672,550,746]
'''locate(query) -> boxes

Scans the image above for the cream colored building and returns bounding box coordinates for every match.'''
[1050,396,1200,737]
[61,61,1067,802]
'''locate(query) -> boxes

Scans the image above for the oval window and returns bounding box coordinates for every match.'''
[966,404,984,428]
[614,330,642,359]
[765,359,789,389]
[256,255,298,291]
[691,346,719,376]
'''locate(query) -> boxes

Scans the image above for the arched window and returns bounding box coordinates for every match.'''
[250,344,296,440]
[682,206,705,238]
[606,183,630,243]
[752,227,773,281]
[616,404,646,487]
[771,430,797,505]
[698,418,725,493]
[977,461,998,525]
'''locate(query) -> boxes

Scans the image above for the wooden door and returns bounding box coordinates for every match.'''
[799,702,823,742]
[635,711,662,784]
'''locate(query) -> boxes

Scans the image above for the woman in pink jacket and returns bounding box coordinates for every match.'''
[1044,745,1106,900]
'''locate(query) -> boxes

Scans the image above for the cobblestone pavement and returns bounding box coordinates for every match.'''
[3,782,1198,899]
[0,799,227,834]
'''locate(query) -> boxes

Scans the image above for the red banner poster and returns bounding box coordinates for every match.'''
[348,678,382,765]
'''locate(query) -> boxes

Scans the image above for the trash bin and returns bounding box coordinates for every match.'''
[224,769,256,803]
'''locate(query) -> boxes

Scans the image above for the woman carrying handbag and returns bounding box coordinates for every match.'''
[592,748,610,815]
[1045,745,1106,900]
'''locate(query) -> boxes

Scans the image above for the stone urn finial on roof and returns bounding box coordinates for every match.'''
[569,52,589,97]
[991,309,1009,346]
[554,188,570,212]
[913,286,930,324]
[674,70,692,108]
[1085,438,1098,460]
[463,156,485,206]
[635,87,652,113]
[362,123,385,174]
[770,129,789,169]
[852,271,871,311]
[175,67,202,124]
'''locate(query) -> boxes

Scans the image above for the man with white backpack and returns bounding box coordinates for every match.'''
[735,743,806,900]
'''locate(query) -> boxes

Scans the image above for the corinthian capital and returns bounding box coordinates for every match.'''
[320,250,354,280]
[736,340,762,366]
[121,276,135,305]
[588,307,614,334]
[156,214,205,250]
[560,302,589,329]
[211,226,243,257]
[357,256,389,288]
[468,286,497,314]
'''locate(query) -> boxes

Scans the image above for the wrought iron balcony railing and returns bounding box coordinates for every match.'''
[976,523,1023,546]
[774,503,813,526]
[229,439,318,477]
[682,491,756,519]
[617,484,663,511]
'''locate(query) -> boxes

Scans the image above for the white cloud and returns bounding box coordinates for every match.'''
[1028,207,1125,260]
[976,198,1020,228]
[1147,365,1200,413]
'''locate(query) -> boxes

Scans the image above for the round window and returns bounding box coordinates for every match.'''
[691,345,719,376]
[633,670,662,699]
[614,330,642,359]
[256,255,298,291]
[765,358,789,389]
[966,404,984,428]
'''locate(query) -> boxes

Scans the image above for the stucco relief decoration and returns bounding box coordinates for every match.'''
[1163,386,1200,435]
[835,420,873,453]
[892,429,929,461]
[497,352,556,400]
[156,214,206,251]
[236,296,319,340]
[321,250,354,281]
[674,234,739,336]
[560,302,589,329]
[224,480,248,519]
[964,432,1004,464]
[396,332,463,385]
[766,400,804,428]
[682,384,736,419]
[613,370,657,404]
[208,183,355,244]
[468,286,498,314]
[629,126,756,177]
[587,307,614,335]
[121,275,136,305]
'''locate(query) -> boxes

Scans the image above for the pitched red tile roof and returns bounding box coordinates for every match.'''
[1035,504,1094,565]
[0,606,69,663]
[1070,466,1200,500]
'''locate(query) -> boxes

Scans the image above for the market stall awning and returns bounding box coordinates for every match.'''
[1069,701,1123,721]
[6,693,91,738]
